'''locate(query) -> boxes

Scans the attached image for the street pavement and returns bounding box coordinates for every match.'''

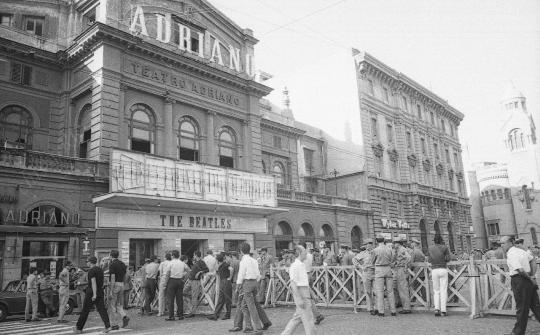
[2,306,539,335]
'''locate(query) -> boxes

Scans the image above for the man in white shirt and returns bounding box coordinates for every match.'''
[204,250,218,302]
[165,250,187,321]
[236,243,271,334]
[501,235,540,335]
[298,242,323,325]
[157,253,171,316]
[281,245,316,335]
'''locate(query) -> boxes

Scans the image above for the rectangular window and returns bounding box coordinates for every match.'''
[488,222,500,236]
[305,177,318,193]
[410,165,416,182]
[421,138,426,154]
[449,177,454,191]
[430,112,435,125]
[303,148,314,172]
[402,97,408,111]
[453,152,459,168]
[450,125,455,137]
[79,129,91,159]
[434,143,439,159]
[406,131,412,148]
[386,124,394,143]
[370,116,378,137]
[273,135,282,148]
[424,169,430,186]
[397,200,403,217]
[180,147,199,161]
[25,17,44,36]
[441,119,446,132]
[381,197,388,215]
[374,155,383,178]
[392,160,399,181]
[383,87,389,102]
[219,155,234,168]
[0,13,13,27]
[367,80,374,95]
[84,8,97,26]
[10,63,32,86]
[417,105,422,119]
[445,149,450,164]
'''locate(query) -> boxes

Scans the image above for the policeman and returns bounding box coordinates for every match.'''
[355,238,377,315]
[37,270,56,317]
[322,244,337,266]
[312,248,322,267]
[371,234,396,316]
[393,237,412,314]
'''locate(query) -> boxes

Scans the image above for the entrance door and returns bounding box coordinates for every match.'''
[351,226,363,251]
[129,239,155,270]
[181,239,202,267]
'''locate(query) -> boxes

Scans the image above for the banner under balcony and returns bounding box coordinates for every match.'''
[108,148,277,208]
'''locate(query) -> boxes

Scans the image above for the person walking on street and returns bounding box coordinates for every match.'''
[298,241,324,325]
[57,261,73,323]
[158,253,172,316]
[165,250,187,321]
[393,237,412,314]
[108,250,130,329]
[74,268,88,314]
[75,256,112,334]
[371,234,396,317]
[281,245,317,335]
[500,235,540,335]
[123,265,133,309]
[236,243,271,334]
[207,254,233,320]
[25,267,40,322]
[142,255,159,316]
[37,270,56,318]
[185,251,209,317]
[427,235,451,316]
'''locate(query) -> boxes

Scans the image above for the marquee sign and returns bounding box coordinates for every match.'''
[381,219,410,230]
[97,208,268,233]
[129,6,256,77]
[110,149,277,207]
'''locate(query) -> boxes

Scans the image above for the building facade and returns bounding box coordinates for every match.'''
[0,0,371,287]
[350,49,473,255]
[469,84,540,249]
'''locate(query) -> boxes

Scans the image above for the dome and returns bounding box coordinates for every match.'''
[501,82,525,102]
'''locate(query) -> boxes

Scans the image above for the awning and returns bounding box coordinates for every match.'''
[0,225,90,234]
[92,192,288,217]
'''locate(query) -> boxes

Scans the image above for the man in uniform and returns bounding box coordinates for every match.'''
[501,235,540,335]
[354,239,377,315]
[38,270,56,318]
[57,261,73,323]
[410,238,426,302]
[257,247,274,304]
[74,268,88,314]
[339,245,354,266]
[230,251,241,308]
[393,237,412,314]
[371,234,396,316]
[25,267,40,322]
[312,249,322,267]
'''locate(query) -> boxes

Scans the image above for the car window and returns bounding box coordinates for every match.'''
[17,281,27,293]
[3,281,18,292]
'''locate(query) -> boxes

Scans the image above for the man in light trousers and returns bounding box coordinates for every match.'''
[371,235,396,316]
[428,235,451,316]
[25,267,40,322]
[281,245,316,335]
[158,253,172,316]
[108,250,130,329]
[58,261,73,323]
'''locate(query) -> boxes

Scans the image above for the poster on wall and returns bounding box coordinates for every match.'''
[121,242,129,263]
[50,262,56,278]
[175,239,181,248]
[30,261,37,268]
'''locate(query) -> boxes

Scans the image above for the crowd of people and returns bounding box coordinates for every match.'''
[20,235,540,335]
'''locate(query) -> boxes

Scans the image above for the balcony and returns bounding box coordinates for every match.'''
[0,148,109,178]
[276,189,370,210]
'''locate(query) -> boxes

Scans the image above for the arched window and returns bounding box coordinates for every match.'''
[490,190,496,201]
[0,105,33,149]
[509,134,514,150]
[274,221,293,236]
[218,126,236,168]
[351,226,363,250]
[129,104,155,153]
[447,222,455,253]
[178,116,199,161]
[26,205,70,226]
[299,222,315,237]
[521,133,525,148]
[504,188,510,199]
[273,162,286,187]
[275,221,293,259]
[434,220,442,240]
[320,224,334,238]
[78,104,92,158]
[261,160,266,174]
[497,189,503,200]
[532,227,538,246]
[419,219,428,254]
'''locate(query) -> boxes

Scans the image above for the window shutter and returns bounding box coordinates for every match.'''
[11,62,22,83]
[22,65,32,85]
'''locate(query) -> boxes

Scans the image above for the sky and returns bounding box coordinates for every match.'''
[210,0,540,171]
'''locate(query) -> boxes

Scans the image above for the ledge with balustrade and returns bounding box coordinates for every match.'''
[277,188,371,211]
[0,148,109,179]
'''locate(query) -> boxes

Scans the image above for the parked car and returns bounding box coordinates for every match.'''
[0,280,78,322]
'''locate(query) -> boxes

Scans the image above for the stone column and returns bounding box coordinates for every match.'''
[66,99,77,156]
[118,84,127,149]
[242,120,251,171]
[164,96,175,158]
[206,110,216,165]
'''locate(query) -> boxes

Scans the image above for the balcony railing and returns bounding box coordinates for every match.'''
[0,148,109,178]
[276,189,370,210]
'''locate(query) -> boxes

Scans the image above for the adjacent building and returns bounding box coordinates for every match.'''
[348,49,473,254]
[468,83,540,249]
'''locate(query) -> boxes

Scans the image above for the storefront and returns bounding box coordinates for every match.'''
[93,149,285,268]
